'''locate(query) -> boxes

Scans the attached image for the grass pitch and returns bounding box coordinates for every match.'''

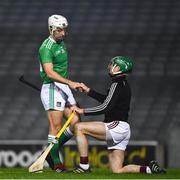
[0,168,180,179]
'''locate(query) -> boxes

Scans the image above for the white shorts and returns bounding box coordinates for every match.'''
[40,82,76,111]
[105,121,131,151]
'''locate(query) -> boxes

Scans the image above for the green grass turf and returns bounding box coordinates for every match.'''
[0,168,180,179]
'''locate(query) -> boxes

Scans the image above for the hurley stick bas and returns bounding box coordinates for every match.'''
[28,111,76,173]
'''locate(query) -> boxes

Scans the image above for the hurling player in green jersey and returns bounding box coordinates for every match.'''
[39,15,82,172]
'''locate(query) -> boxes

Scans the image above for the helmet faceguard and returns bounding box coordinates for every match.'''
[48,15,68,35]
[109,56,133,75]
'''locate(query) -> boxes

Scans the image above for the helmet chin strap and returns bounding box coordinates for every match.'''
[50,26,56,35]
[112,64,121,75]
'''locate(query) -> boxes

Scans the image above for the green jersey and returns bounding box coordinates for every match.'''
[39,36,68,84]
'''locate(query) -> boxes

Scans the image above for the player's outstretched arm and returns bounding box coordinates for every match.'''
[43,62,82,90]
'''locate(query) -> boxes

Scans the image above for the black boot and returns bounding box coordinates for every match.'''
[149,160,166,174]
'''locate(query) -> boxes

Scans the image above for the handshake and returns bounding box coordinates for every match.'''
[68,82,90,114]
[68,81,90,93]
[70,83,87,113]
[76,83,90,93]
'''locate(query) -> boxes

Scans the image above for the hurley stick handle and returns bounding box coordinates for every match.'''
[55,111,76,140]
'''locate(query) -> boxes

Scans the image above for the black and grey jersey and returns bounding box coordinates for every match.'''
[84,76,131,123]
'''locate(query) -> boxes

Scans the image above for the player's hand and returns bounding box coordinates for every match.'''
[68,81,82,90]
[79,83,90,93]
[71,106,84,114]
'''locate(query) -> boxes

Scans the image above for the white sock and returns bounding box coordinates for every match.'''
[64,127,73,137]
[80,163,89,170]
[146,166,152,174]
[48,134,58,144]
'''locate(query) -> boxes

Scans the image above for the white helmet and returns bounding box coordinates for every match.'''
[48,15,68,34]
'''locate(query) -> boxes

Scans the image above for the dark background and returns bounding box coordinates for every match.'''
[0,0,180,167]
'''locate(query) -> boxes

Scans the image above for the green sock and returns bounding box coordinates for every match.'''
[58,127,73,147]
[48,135,63,165]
